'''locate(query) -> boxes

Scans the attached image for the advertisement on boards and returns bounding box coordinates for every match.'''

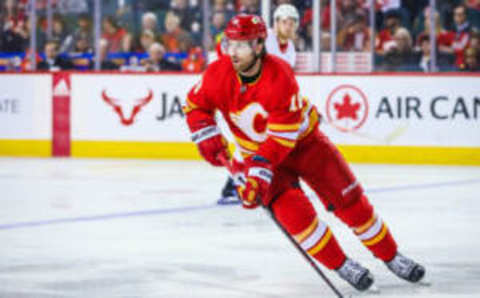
[0,74,52,139]
[297,76,480,147]
[70,74,197,142]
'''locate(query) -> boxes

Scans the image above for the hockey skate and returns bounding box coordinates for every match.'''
[217,177,241,205]
[386,252,425,283]
[336,258,374,291]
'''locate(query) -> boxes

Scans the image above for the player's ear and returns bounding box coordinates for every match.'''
[257,38,266,57]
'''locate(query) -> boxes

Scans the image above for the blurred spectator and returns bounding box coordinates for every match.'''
[142,12,159,34]
[470,31,480,52]
[37,40,73,71]
[376,10,406,55]
[182,46,206,72]
[441,5,472,68]
[211,11,227,45]
[50,15,69,48]
[170,0,201,34]
[137,29,156,53]
[102,16,132,52]
[57,0,88,15]
[161,11,193,53]
[60,14,92,53]
[466,0,480,10]
[238,0,260,15]
[415,9,455,56]
[72,31,92,54]
[339,0,367,29]
[381,27,418,71]
[337,13,370,52]
[212,0,235,21]
[415,35,454,72]
[377,0,412,29]
[1,0,28,52]
[143,42,182,71]
[459,47,480,71]
[98,38,118,70]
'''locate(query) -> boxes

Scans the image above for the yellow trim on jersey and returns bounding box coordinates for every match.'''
[354,215,377,235]
[235,68,263,86]
[272,137,296,148]
[267,122,302,132]
[299,109,319,140]
[234,136,260,152]
[182,97,199,114]
[295,217,319,243]
[307,228,332,256]
[362,224,388,246]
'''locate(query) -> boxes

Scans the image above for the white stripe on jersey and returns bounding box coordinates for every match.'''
[265,28,296,68]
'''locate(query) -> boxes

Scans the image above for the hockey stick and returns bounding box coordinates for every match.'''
[217,153,345,298]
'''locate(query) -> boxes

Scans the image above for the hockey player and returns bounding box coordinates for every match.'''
[183,14,425,291]
[265,3,298,68]
[218,4,299,204]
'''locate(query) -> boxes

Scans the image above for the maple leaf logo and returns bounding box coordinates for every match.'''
[333,93,360,120]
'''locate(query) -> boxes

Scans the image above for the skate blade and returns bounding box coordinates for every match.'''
[217,196,242,205]
[346,284,381,297]
[346,285,381,297]
[417,278,432,287]
[367,284,381,294]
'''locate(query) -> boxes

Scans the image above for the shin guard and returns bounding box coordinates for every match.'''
[272,189,346,270]
[334,194,398,262]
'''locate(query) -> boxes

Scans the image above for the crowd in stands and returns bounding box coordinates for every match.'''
[0,0,479,72]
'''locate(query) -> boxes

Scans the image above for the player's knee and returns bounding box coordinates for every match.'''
[271,189,317,235]
[334,194,374,228]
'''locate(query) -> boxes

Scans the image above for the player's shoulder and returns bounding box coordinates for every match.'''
[204,55,233,78]
[263,54,296,83]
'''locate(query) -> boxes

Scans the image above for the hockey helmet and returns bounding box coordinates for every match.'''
[224,14,267,41]
[274,4,299,23]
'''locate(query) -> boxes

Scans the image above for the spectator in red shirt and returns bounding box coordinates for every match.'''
[102,16,132,52]
[415,9,455,56]
[441,5,472,68]
[376,10,405,55]
[338,13,370,52]
[161,11,193,53]
[381,27,418,71]
[466,0,480,11]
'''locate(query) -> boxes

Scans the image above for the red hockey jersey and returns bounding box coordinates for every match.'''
[183,54,319,166]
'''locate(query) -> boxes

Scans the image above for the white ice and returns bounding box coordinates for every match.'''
[0,158,479,298]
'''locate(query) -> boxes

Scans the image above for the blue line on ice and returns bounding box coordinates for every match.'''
[1,178,479,230]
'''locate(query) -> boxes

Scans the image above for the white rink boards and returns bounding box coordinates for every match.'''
[0,158,479,297]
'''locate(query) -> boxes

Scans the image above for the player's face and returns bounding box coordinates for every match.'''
[276,18,296,40]
[226,39,256,72]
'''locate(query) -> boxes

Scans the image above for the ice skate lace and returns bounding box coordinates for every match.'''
[338,259,366,284]
[387,254,415,278]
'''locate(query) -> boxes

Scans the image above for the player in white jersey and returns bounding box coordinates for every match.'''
[217,5,300,204]
[265,3,299,68]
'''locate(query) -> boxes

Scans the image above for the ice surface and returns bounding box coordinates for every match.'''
[0,158,479,298]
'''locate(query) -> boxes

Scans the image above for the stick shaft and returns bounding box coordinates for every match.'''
[217,153,344,298]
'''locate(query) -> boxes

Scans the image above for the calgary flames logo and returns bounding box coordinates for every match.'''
[101,89,153,126]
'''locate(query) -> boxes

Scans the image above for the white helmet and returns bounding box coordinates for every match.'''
[274,4,299,23]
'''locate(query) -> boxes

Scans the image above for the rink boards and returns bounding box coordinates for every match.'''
[0,72,479,165]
